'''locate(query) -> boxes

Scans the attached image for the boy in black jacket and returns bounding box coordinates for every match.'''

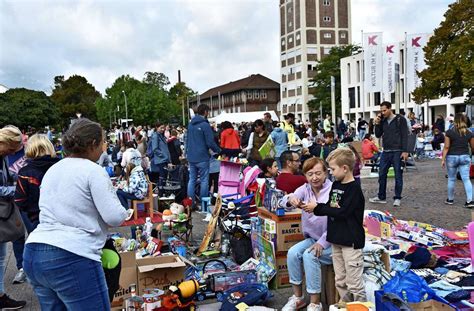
[302,148,366,304]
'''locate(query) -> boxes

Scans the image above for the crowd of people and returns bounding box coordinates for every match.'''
[0,101,473,310]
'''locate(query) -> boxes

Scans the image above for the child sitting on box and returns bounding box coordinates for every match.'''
[302,147,366,305]
[116,149,148,219]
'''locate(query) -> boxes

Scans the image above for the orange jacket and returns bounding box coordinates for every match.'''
[362,139,379,160]
[220,128,241,149]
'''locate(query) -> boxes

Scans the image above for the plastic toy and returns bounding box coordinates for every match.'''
[161,279,200,311]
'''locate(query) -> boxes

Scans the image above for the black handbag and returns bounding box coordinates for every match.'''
[0,157,25,243]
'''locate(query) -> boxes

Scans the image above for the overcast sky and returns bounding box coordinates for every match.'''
[0,0,453,95]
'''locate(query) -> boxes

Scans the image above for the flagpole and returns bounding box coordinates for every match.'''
[361,30,365,121]
[404,31,408,114]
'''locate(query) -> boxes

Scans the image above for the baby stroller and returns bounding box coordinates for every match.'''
[157,164,187,203]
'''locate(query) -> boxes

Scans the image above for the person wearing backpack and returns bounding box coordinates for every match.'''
[149,122,171,189]
[369,101,409,207]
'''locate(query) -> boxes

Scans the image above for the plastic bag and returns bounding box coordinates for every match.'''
[382,270,436,303]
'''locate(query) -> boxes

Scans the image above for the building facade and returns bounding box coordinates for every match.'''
[340,43,467,126]
[279,0,351,122]
[189,74,280,118]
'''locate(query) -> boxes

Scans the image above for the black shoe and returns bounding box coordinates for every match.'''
[0,294,26,310]
[464,201,474,209]
[445,199,454,205]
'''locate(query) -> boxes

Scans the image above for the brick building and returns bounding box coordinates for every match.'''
[190,74,280,118]
[280,0,351,121]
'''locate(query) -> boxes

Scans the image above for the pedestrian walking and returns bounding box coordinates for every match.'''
[441,113,474,208]
[369,101,409,207]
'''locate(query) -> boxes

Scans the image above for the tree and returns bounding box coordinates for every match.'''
[412,0,473,104]
[95,74,181,128]
[169,82,198,125]
[50,75,101,125]
[0,88,60,129]
[308,45,361,119]
[143,72,170,90]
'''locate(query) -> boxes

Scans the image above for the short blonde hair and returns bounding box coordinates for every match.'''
[0,125,22,148]
[25,134,56,159]
[326,147,355,171]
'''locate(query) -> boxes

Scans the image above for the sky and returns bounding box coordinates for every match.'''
[0,0,453,95]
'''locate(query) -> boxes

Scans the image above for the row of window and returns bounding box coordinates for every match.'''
[281,32,346,46]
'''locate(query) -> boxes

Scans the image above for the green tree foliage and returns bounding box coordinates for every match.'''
[143,71,170,90]
[96,74,182,128]
[169,82,198,124]
[308,45,361,118]
[412,0,473,104]
[50,75,101,125]
[0,88,60,129]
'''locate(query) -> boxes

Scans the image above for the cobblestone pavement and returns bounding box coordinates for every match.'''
[5,158,472,310]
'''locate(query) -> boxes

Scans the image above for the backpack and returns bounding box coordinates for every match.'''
[146,138,154,159]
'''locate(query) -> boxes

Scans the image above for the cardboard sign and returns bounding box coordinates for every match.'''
[136,255,186,295]
[111,252,138,310]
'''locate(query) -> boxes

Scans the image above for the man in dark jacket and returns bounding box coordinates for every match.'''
[186,104,221,208]
[369,101,409,207]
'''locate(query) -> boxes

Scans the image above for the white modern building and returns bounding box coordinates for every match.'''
[279,0,351,122]
[340,42,467,126]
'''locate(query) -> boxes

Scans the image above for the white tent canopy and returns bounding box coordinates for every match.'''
[209,111,280,124]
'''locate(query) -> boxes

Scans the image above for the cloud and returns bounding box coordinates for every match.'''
[0,0,451,95]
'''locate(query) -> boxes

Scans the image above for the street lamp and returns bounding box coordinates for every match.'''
[122,90,128,127]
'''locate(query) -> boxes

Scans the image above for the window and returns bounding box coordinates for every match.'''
[281,40,286,46]
[254,90,260,99]
[324,33,332,39]
[323,47,331,54]
[308,64,312,70]
[288,37,293,43]
[323,16,331,22]
[349,87,356,109]
[323,0,330,5]
[307,47,318,54]
[347,63,351,84]
[261,91,267,99]
[288,21,292,27]
[340,32,346,38]
[296,33,301,40]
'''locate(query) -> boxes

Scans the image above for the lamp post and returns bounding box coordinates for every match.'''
[122,90,128,127]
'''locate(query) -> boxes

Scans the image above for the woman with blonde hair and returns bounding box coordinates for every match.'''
[0,125,27,309]
[442,113,474,208]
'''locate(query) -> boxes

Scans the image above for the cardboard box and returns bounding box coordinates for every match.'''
[258,207,304,253]
[136,255,186,296]
[111,252,138,310]
[409,300,455,311]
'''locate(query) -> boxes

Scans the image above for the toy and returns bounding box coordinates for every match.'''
[161,279,200,310]
[195,269,258,301]
[144,217,153,236]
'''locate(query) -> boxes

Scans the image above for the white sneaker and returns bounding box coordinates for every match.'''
[202,213,212,222]
[369,196,387,204]
[12,268,27,284]
[393,199,401,207]
[125,209,134,221]
[307,303,322,311]
[282,295,306,311]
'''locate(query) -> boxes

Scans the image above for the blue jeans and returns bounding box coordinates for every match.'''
[446,154,472,202]
[12,211,39,270]
[0,242,6,294]
[23,243,110,311]
[187,161,210,207]
[287,238,332,294]
[116,189,139,209]
[358,129,366,141]
[378,151,403,200]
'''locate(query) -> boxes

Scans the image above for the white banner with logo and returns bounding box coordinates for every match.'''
[383,43,399,94]
[363,32,383,93]
[406,33,428,94]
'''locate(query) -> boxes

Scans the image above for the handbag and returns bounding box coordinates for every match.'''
[0,157,25,243]
[0,200,25,243]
